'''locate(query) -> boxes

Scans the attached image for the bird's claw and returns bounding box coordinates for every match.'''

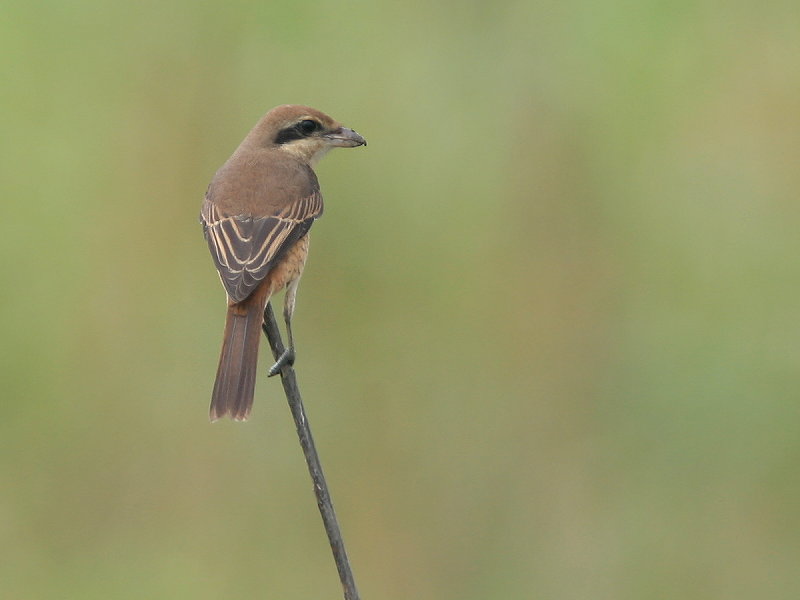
[268,347,295,377]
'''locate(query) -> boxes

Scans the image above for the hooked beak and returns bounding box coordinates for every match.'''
[324,127,367,148]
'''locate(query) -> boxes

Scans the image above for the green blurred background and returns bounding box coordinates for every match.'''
[3,1,799,598]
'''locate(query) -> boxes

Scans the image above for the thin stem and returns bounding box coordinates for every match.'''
[262,302,361,600]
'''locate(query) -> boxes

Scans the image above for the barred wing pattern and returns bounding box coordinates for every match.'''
[201,192,323,303]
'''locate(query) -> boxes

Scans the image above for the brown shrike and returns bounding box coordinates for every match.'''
[201,105,366,421]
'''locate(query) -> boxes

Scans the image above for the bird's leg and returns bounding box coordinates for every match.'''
[267,278,300,377]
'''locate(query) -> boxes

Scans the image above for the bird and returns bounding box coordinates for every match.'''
[200,105,366,421]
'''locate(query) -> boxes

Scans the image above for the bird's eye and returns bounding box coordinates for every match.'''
[297,119,319,135]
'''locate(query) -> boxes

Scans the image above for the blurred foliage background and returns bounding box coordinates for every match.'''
[2,1,799,598]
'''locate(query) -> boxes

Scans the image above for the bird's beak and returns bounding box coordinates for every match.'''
[324,127,367,147]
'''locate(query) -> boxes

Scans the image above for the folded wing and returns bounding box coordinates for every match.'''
[201,192,323,303]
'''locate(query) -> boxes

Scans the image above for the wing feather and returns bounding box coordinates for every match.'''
[201,191,323,303]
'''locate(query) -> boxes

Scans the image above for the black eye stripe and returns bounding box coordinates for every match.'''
[275,119,322,144]
[275,128,303,144]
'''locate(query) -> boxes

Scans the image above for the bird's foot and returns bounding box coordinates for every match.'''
[268,347,295,377]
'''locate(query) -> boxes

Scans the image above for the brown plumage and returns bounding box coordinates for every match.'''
[201,105,366,421]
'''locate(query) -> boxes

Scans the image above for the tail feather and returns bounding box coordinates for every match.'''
[210,290,268,421]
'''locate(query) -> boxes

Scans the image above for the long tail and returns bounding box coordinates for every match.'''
[210,288,269,422]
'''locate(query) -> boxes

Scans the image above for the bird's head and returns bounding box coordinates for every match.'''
[247,104,366,165]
